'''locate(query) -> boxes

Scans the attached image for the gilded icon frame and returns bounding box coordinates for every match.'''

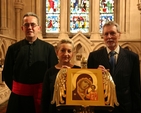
[66,69,105,106]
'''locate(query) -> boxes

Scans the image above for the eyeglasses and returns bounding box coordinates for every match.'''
[23,23,38,28]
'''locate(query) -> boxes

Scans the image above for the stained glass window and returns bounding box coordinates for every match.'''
[99,0,114,33]
[70,0,89,33]
[46,0,60,33]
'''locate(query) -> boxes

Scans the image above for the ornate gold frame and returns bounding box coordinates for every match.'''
[66,69,105,106]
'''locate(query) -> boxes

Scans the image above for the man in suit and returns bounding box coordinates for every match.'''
[87,21,141,113]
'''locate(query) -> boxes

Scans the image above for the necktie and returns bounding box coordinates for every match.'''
[109,51,116,75]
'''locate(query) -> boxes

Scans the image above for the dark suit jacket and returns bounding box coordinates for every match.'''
[87,47,141,113]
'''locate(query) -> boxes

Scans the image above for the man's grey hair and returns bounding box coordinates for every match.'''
[102,21,121,34]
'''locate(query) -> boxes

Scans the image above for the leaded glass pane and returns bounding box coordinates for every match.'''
[46,0,60,33]
[70,0,89,33]
[99,0,114,33]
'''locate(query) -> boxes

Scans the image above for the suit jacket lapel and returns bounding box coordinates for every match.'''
[114,47,126,76]
[101,48,111,69]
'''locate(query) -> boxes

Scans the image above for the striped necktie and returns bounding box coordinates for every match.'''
[109,51,116,75]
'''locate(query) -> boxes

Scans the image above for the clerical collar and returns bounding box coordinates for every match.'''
[29,42,33,44]
[25,38,38,45]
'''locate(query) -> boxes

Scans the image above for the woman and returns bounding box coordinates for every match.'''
[41,38,80,113]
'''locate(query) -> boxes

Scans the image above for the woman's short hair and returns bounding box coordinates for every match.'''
[57,38,74,50]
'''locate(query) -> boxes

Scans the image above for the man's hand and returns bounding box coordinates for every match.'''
[97,65,109,74]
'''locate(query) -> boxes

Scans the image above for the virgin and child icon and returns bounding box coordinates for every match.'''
[72,71,98,101]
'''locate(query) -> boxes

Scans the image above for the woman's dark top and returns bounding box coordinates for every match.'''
[41,65,80,113]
